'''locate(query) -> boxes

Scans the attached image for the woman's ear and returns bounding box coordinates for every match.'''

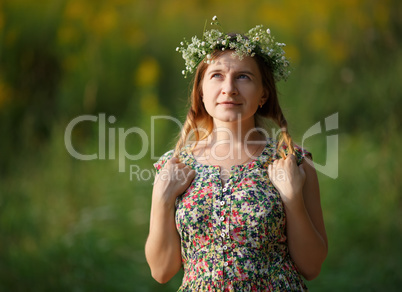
[261,92,269,106]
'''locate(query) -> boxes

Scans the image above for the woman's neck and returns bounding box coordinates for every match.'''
[192,118,267,176]
[211,117,264,146]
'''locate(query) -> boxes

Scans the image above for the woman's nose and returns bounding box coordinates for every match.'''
[221,78,238,96]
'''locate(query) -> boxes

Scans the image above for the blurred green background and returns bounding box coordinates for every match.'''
[0,0,401,291]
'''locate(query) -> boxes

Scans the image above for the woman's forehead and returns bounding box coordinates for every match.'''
[207,51,259,72]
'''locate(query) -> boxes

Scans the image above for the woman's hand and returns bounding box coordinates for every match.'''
[268,155,328,280]
[146,157,195,283]
[153,157,196,208]
[268,154,306,206]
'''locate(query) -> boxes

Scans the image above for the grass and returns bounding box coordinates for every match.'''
[1,120,401,291]
[1,21,401,292]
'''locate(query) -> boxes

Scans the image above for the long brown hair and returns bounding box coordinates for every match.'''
[173,49,294,158]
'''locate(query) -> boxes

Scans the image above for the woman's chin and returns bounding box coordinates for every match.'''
[212,113,247,124]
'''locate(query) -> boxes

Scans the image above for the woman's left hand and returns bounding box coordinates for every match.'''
[268,154,306,206]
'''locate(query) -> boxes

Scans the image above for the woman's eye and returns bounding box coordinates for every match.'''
[238,74,250,80]
[212,73,222,78]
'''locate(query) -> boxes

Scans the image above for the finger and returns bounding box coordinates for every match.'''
[287,154,296,163]
[176,164,190,173]
[175,169,195,190]
[298,163,306,177]
[268,164,275,181]
[187,169,196,181]
[274,158,284,168]
[175,162,186,169]
[170,157,180,164]
[178,166,191,177]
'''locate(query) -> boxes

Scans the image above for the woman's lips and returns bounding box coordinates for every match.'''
[218,102,242,107]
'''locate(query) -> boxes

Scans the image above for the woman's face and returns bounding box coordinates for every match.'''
[201,50,266,125]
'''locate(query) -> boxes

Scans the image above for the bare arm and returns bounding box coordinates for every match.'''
[145,157,195,283]
[268,155,328,280]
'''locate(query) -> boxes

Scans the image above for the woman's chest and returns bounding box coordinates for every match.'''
[175,166,286,241]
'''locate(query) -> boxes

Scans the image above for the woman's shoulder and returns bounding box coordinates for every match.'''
[281,143,312,165]
[293,144,312,160]
[153,149,174,172]
[264,137,312,164]
[153,144,194,172]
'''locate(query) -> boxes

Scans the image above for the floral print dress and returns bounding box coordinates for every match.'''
[153,138,311,291]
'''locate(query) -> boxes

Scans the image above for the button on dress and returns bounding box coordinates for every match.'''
[153,138,311,291]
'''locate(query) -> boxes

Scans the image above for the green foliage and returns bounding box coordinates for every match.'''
[0,0,401,290]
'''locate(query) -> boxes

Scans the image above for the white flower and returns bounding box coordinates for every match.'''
[176,24,290,81]
[213,16,217,21]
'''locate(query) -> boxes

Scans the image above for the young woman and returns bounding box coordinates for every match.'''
[145,17,327,291]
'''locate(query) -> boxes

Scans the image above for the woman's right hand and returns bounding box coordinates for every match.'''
[153,157,196,208]
[146,157,195,283]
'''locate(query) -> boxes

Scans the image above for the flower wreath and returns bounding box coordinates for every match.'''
[176,16,291,81]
